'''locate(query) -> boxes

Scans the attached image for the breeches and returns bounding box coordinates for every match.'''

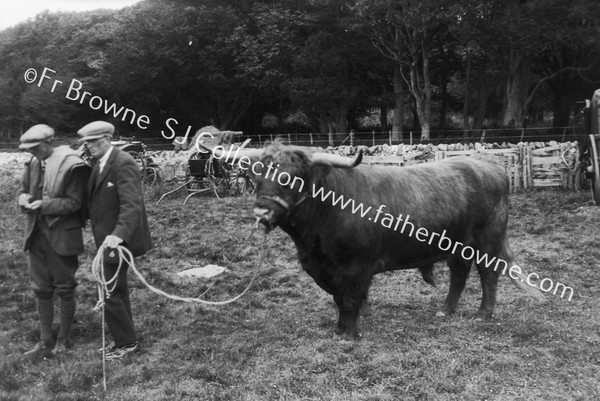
[27,228,79,298]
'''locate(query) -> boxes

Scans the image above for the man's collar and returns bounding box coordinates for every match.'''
[100,145,114,165]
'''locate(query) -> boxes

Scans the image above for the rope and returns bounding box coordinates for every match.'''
[92,227,260,307]
[91,224,263,390]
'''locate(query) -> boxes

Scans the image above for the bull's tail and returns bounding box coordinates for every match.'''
[496,240,546,301]
[506,269,546,301]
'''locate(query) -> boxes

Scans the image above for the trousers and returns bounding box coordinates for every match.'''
[103,259,137,347]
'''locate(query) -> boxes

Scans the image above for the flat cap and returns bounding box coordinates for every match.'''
[19,124,54,149]
[77,121,114,141]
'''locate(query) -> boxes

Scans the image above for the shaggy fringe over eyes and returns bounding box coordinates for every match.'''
[262,141,311,170]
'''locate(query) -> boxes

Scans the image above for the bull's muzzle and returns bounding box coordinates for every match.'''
[253,207,277,232]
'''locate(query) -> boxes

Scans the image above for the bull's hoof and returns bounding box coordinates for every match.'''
[335,326,360,340]
[474,310,493,320]
[334,331,361,341]
[438,305,456,317]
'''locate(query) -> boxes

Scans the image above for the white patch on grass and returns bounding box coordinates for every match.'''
[177,264,227,278]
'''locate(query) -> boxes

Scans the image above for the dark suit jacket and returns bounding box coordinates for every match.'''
[21,150,90,255]
[87,147,152,257]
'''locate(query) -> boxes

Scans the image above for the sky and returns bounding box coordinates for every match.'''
[0,0,142,31]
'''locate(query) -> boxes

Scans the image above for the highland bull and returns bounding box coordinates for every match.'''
[204,141,542,338]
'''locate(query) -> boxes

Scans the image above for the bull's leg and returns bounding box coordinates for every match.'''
[474,239,511,319]
[475,264,499,319]
[440,255,473,316]
[333,274,372,338]
[470,193,512,319]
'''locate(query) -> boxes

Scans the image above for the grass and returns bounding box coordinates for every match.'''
[1,171,599,400]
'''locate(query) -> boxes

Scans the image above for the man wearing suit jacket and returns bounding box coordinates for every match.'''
[78,121,152,360]
[18,124,90,356]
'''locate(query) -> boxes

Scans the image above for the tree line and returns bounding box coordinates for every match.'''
[1,0,599,142]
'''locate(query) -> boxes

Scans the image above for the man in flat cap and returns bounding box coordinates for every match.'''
[79,121,152,360]
[18,124,91,356]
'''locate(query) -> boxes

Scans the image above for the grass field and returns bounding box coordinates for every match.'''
[1,167,599,400]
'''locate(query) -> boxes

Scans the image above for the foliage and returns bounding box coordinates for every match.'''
[0,0,599,140]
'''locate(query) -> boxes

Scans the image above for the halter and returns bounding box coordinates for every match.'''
[257,193,309,218]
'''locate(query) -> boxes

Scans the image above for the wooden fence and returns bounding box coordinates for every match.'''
[360,142,579,192]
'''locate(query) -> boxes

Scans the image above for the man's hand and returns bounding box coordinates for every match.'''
[103,235,123,248]
[17,193,31,207]
[28,200,42,210]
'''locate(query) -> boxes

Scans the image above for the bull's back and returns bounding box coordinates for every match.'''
[324,156,508,222]
[307,156,510,267]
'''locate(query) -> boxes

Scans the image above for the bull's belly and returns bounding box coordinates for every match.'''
[299,245,447,275]
[380,254,447,272]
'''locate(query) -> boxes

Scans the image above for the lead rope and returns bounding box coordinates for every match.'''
[91,222,265,391]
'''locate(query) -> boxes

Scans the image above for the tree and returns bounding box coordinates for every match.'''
[528,0,600,127]
[0,9,118,135]
[1,0,599,141]
[274,0,379,138]
[483,0,600,127]
[353,0,454,140]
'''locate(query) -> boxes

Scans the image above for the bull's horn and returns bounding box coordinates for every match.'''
[310,150,362,168]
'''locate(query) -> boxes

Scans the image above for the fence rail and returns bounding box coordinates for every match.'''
[0,126,586,152]
[243,126,583,148]
[359,141,579,192]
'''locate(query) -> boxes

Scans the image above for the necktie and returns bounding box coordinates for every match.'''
[91,163,101,190]
[38,161,45,193]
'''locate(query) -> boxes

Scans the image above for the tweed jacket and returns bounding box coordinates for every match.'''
[21,146,90,255]
[87,147,152,257]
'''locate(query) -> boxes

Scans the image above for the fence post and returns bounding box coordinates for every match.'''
[520,128,525,142]
[350,129,354,147]
[389,130,392,146]
[310,133,313,145]
[480,130,486,143]
[287,133,291,144]
[410,131,413,145]
[258,133,262,146]
[372,130,375,147]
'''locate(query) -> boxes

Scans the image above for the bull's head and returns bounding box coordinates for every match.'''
[198,140,362,231]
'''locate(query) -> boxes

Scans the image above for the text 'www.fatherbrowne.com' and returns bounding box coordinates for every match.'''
[310,184,574,301]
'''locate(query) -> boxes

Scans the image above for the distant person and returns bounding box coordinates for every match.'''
[78,121,152,360]
[18,124,90,356]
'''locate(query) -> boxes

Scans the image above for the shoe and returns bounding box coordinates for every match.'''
[97,341,116,353]
[105,342,139,360]
[24,341,52,356]
[51,339,69,355]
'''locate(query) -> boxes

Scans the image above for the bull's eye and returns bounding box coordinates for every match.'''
[255,180,264,193]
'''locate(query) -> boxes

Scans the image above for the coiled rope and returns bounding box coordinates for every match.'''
[92,244,259,307]
[91,224,262,390]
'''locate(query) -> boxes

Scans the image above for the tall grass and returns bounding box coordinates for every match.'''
[0,166,599,400]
